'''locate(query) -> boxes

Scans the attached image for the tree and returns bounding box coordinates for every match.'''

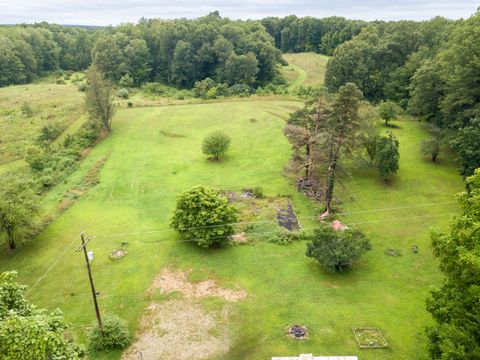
[420,126,444,162]
[306,225,371,272]
[451,118,480,178]
[359,116,380,163]
[170,186,237,248]
[426,169,480,359]
[202,131,231,161]
[378,100,397,126]
[0,175,40,250]
[0,271,84,359]
[85,65,115,133]
[375,132,400,182]
[324,82,363,214]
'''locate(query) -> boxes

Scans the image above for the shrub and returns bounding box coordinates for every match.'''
[119,74,134,88]
[37,122,63,144]
[252,187,264,198]
[116,88,129,99]
[127,101,133,108]
[88,314,130,352]
[170,186,237,248]
[194,78,216,99]
[306,225,371,272]
[227,84,252,97]
[56,79,66,85]
[142,82,169,96]
[77,82,87,92]
[202,131,231,160]
[21,102,34,117]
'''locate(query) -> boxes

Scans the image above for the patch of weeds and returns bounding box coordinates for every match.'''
[249,118,257,123]
[245,222,305,245]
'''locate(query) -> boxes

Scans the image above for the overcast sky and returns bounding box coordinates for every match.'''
[1,0,478,26]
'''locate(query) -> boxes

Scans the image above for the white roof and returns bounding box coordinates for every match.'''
[272,355,358,360]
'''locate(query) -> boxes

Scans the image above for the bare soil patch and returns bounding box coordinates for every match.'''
[121,300,230,360]
[123,268,246,360]
[148,268,247,302]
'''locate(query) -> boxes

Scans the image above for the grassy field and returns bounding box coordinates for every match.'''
[0,94,464,359]
[281,53,329,89]
[0,82,84,165]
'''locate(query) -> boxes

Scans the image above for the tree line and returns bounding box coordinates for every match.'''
[325,12,480,178]
[261,15,367,55]
[0,23,95,86]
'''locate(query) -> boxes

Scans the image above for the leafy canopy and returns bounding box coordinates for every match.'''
[202,131,231,161]
[375,132,400,182]
[426,169,480,359]
[306,225,371,272]
[170,186,237,248]
[0,271,84,359]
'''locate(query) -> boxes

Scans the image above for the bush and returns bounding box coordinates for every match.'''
[119,74,134,88]
[246,222,305,245]
[77,82,87,92]
[194,78,216,99]
[88,314,130,352]
[56,79,66,85]
[170,186,237,248]
[306,225,371,272]
[227,84,252,97]
[202,131,231,160]
[116,88,129,99]
[127,101,133,108]
[142,82,169,96]
[252,187,264,198]
[21,102,34,117]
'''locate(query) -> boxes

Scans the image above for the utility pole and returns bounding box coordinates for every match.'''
[76,232,103,333]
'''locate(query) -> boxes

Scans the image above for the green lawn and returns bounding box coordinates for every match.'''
[0,97,464,359]
[281,53,329,89]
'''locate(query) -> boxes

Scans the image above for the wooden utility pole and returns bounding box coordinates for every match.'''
[76,232,103,332]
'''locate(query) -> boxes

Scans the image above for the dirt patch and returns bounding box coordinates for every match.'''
[277,202,301,231]
[287,324,309,340]
[148,268,247,302]
[121,300,230,360]
[84,156,107,186]
[332,219,347,231]
[160,129,186,138]
[231,232,248,244]
[110,249,128,260]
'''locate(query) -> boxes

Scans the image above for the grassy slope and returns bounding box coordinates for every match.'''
[0,98,463,359]
[0,82,84,165]
[281,53,329,89]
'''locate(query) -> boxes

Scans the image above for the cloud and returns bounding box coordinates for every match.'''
[1,0,478,25]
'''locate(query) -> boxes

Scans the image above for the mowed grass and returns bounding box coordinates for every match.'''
[281,53,329,89]
[0,82,84,165]
[0,100,463,360]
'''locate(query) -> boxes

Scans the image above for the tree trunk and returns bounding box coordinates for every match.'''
[432,152,438,162]
[7,230,15,250]
[325,149,338,214]
[305,142,310,179]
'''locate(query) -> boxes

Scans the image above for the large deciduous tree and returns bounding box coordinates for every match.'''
[85,65,115,133]
[426,169,480,359]
[0,175,40,250]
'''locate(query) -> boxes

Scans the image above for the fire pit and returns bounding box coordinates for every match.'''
[287,325,308,339]
[110,249,128,260]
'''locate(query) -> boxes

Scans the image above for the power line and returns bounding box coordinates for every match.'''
[24,202,456,295]
[96,200,455,238]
